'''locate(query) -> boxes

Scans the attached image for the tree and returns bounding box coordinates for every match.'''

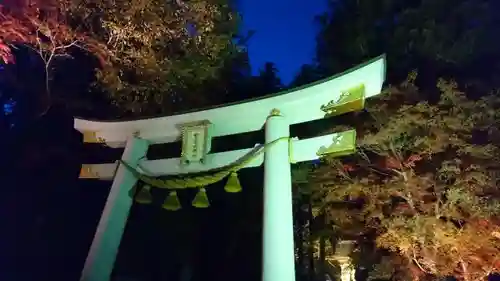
[254,62,282,94]
[183,43,252,105]
[0,0,238,116]
[204,55,284,103]
[313,0,500,88]
[0,39,14,64]
[304,73,500,281]
[290,1,500,279]
[290,64,323,88]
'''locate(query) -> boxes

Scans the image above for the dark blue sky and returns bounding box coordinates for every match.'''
[238,0,328,85]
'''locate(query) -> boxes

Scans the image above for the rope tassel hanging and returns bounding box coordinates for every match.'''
[119,137,287,191]
[135,185,153,204]
[119,136,290,210]
[224,172,242,193]
[162,191,182,211]
[192,187,210,208]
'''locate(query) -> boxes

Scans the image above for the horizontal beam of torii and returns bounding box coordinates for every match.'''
[74,55,386,281]
[75,55,386,148]
[79,131,356,179]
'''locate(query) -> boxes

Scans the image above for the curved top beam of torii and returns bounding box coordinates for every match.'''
[74,55,386,148]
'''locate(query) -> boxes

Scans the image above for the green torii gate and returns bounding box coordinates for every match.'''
[75,55,386,281]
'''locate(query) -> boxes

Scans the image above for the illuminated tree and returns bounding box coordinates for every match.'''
[292,0,500,279]
[0,39,14,64]
[305,73,500,281]
[310,0,500,94]
[0,0,237,115]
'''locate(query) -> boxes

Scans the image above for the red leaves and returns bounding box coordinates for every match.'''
[0,5,41,47]
[495,259,500,270]
[0,1,112,68]
[478,219,490,228]
[385,154,423,170]
[342,163,357,172]
[408,263,425,281]
[404,154,423,168]
[0,39,14,64]
[386,156,403,169]
[339,154,424,174]
[398,203,411,209]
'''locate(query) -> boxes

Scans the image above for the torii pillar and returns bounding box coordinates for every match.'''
[263,108,295,281]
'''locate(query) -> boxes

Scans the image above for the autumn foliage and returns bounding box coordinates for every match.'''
[0,39,14,64]
[0,0,111,70]
[0,0,236,114]
[304,73,500,281]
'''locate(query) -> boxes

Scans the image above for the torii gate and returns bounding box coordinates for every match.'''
[75,55,386,281]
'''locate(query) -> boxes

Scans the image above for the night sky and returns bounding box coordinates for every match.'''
[238,0,328,85]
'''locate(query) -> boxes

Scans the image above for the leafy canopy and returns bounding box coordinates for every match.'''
[306,73,500,281]
[313,0,500,86]
[0,0,237,114]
